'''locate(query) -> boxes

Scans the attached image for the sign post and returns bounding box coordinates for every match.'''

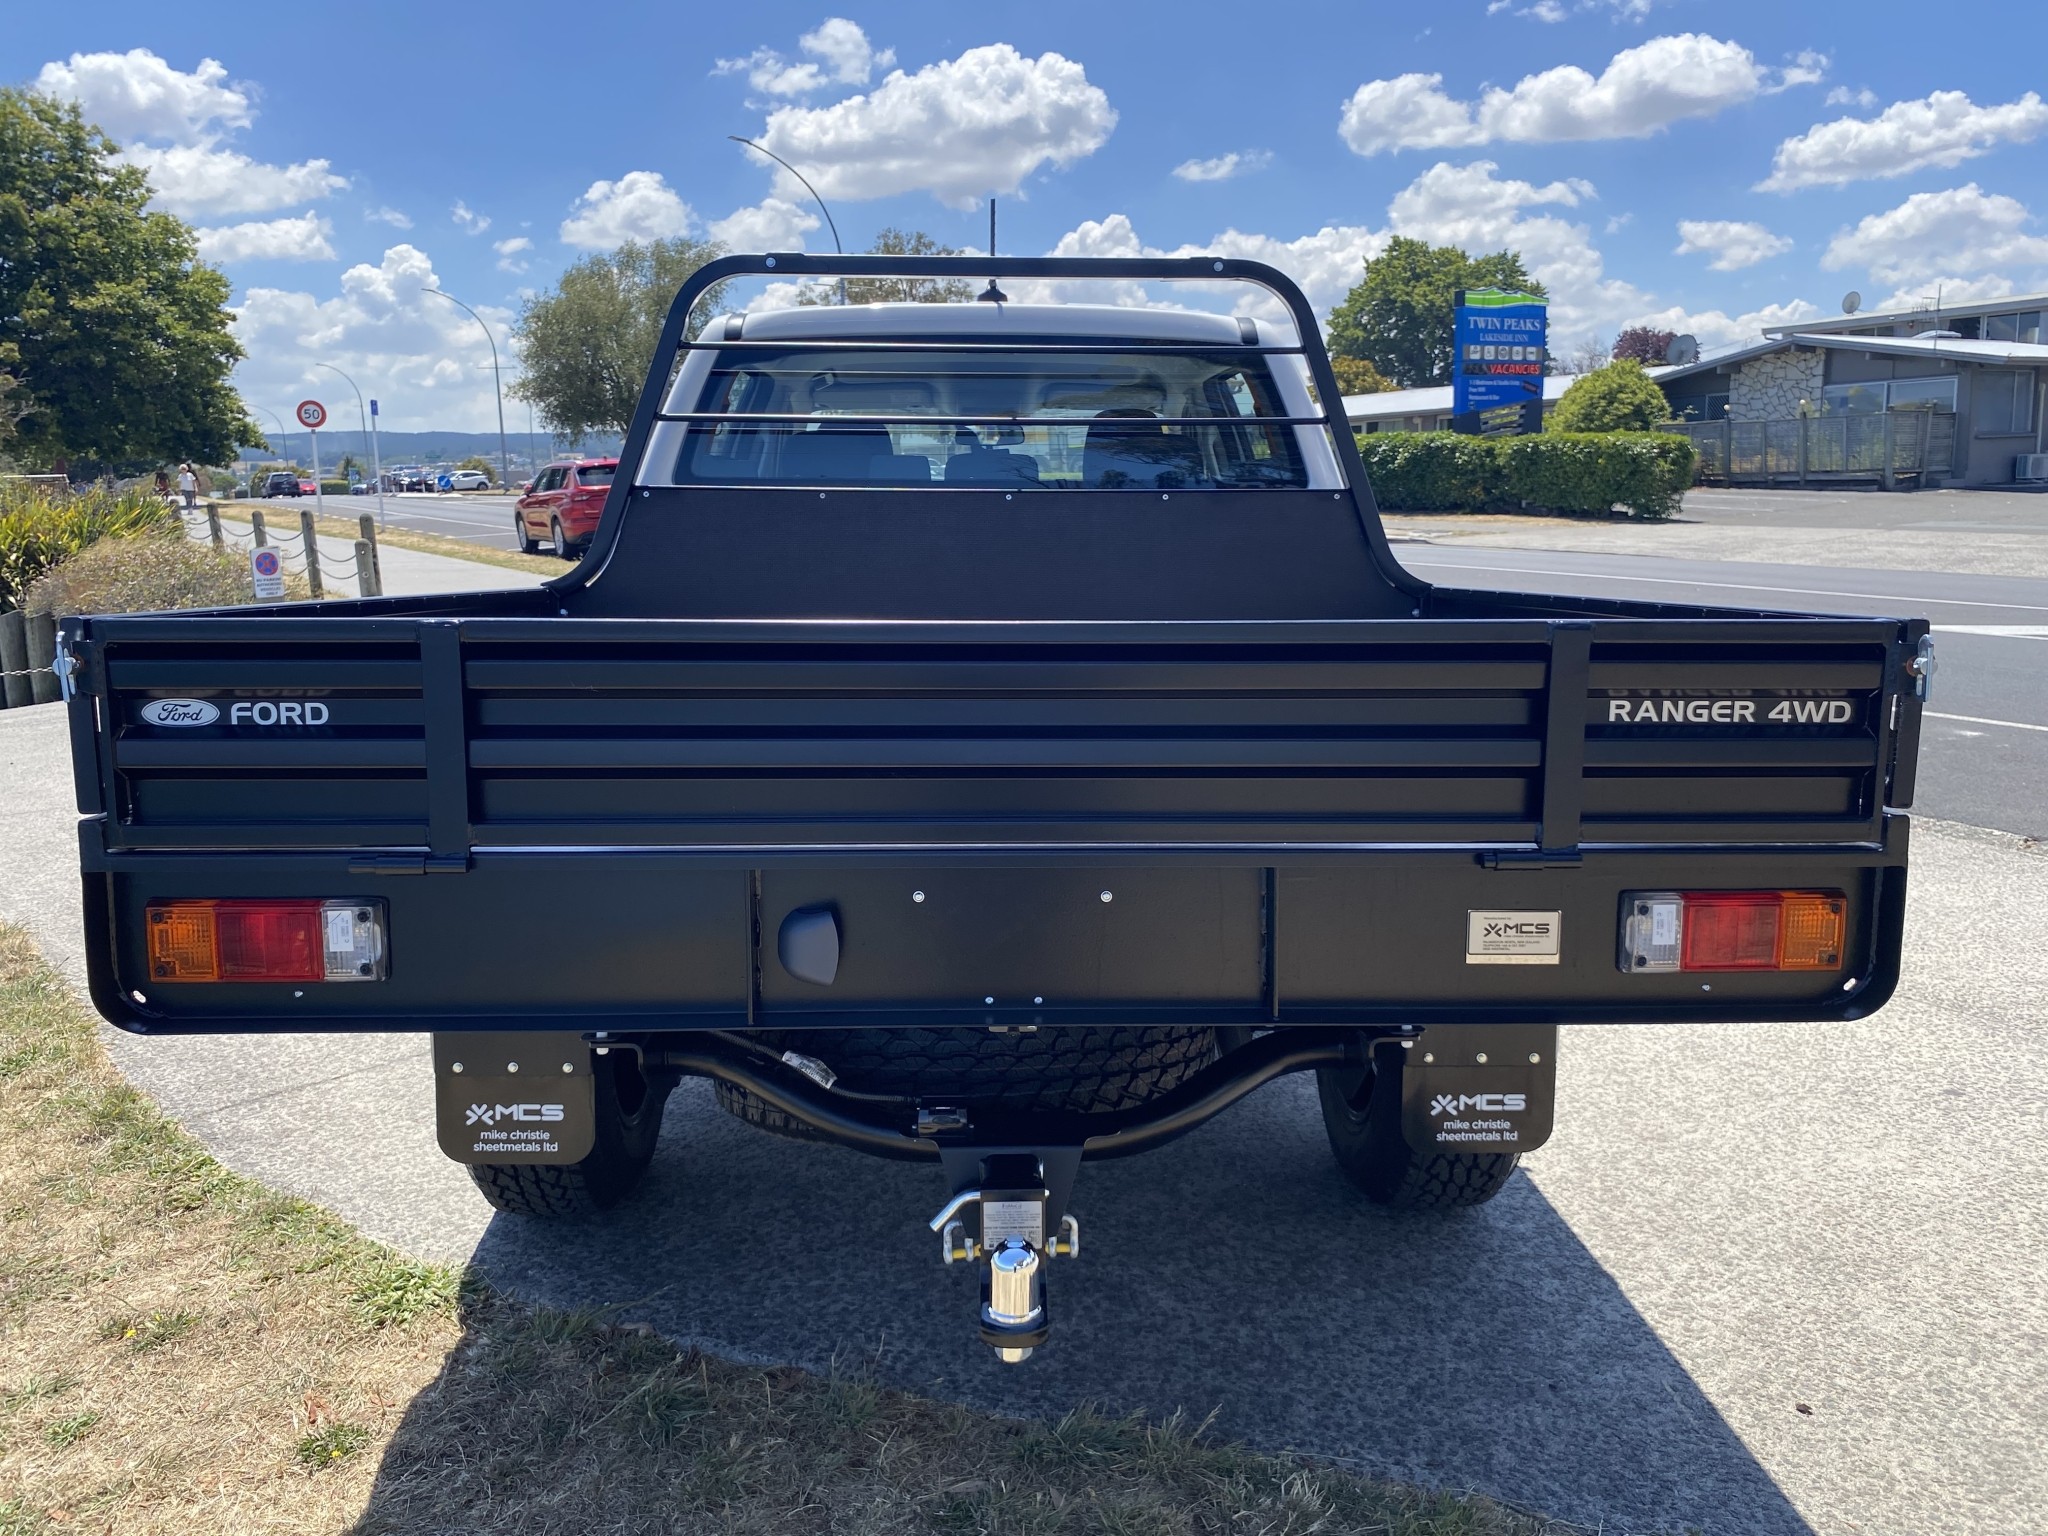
[369,397,385,529]
[296,399,328,516]
[1452,290,1548,432]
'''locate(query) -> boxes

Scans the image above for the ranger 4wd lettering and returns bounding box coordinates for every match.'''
[62,255,1922,1365]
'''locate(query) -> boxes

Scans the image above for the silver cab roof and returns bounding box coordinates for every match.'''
[717,302,1276,346]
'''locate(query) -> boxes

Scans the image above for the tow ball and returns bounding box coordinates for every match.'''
[928,1162,1081,1364]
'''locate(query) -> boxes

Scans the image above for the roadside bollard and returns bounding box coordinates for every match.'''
[355,539,380,599]
[206,501,224,550]
[25,611,60,704]
[300,509,323,599]
[0,610,30,709]
[359,513,383,594]
[252,509,268,547]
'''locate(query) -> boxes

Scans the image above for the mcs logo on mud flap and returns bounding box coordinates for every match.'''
[1430,1092,1527,1116]
[465,1103,566,1126]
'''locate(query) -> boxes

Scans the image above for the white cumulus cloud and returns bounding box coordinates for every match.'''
[119,142,347,218]
[559,172,694,249]
[750,43,1116,209]
[1759,90,2048,191]
[706,197,822,251]
[452,200,491,234]
[493,236,533,273]
[194,212,335,263]
[1339,34,1785,155]
[1171,150,1272,182]
[231,245,520,434]
[32,48,347,218]
[1821,184,2048,286]
[1674,219,1793,271]
[365,205,413,229]
[716,17,896,96]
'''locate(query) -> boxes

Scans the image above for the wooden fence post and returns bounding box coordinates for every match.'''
[1798,416,1810,488]
[0,610,29,710]
[1881,414,1897,491]
[25,612,60,704]
[359,513,383,594]
[355,539,380,598]
[300,508,323,599]
[206,501,224,549]
[252,509,268,547]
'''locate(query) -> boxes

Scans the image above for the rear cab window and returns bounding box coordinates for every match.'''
[640,315,1342,492]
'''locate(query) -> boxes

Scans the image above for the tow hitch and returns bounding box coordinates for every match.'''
[928,1153,1082,1363]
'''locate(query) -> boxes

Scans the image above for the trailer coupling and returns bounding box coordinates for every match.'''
[929,1165,1081,1363]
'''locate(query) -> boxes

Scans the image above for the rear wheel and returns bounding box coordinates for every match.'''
[514,510,541,554]
[1316,1044,1519,1209]
[551,516,576,559]
[715,1025,1216,1139]
[469,1049,672,1216]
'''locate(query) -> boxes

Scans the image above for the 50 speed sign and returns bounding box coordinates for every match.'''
[295,399,327,430]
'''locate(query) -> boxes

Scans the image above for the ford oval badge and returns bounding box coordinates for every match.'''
[139,698,220,728]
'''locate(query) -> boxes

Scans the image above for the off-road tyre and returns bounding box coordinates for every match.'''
[714,1025,1216,1140]
[1316,1046,1519,1210]
[469,1049,672,1216]
[515,510,541,554]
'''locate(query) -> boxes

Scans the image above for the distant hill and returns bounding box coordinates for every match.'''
[241,428,625,471]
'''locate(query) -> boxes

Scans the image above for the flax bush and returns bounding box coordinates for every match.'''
[23,531,255,617]
[0,482,178,611]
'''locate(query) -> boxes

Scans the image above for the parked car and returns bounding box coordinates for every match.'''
[515,457,617,558]
[349,481,372,495]
[448,469,492,491]
[388,466,431,492]
[259,471,300,497]
[297,478,317,496]
[63,255,1929,1367]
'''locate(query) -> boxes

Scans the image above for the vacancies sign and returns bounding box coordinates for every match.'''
[1453,289,1547,416]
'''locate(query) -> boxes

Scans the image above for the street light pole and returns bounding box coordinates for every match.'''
[424,287,510,492]
[316,361,383,528]
[727,135,846,304]
[263,406,293,473]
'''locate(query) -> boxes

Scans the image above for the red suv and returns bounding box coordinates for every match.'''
[515,459,617,559]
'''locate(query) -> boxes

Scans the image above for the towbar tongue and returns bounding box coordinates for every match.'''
[928,1153,1080,1364]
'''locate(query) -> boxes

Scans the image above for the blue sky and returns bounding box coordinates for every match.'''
[9,0,2048,430]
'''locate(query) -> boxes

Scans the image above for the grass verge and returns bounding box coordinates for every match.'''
[211,499,562,578]
[0,924,1578,1534]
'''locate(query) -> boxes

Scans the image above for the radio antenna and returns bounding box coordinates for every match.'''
[978,197,1007,303]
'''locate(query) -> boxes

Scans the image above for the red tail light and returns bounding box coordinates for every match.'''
[1621,891,1845,973]
[146,900,385,982]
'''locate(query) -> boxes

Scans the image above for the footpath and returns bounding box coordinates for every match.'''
[187,503,545,598]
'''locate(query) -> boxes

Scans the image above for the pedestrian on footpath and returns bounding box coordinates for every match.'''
[154,467,171,502]
[177,463,199,510]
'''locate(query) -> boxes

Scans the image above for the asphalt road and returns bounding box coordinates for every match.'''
[5,509,2044,1534]
[353,489,533,551]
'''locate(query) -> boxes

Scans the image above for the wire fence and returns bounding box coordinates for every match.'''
[180,502,383,597]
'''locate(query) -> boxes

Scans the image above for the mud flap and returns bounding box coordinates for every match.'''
[433,1032,597,1165]
[1399,1024,1557,1156]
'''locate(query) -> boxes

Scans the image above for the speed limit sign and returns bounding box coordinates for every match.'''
[296,399,327,430]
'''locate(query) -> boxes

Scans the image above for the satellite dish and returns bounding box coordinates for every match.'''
[1842,290,1862,314]
[1664,333,1699,366]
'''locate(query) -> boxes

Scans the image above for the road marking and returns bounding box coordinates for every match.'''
[1925,711,2048,734]
[1403,558,2048,615]
[1937,625,2048,639]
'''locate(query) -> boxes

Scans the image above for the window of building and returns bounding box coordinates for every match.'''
[1984,311,2043,344]
[1976,371,2036,435]
[1821,382,1885,414]
[1887,376,1959,412]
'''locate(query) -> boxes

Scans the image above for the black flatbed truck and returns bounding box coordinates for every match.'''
[64,256,1927,1361]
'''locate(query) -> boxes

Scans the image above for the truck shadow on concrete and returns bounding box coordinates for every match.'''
[370,1076,1810,1535]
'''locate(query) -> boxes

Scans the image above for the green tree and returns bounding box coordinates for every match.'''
[0,89,259,474]
[1325,237,1547,388]
[337,453,363,481]
[1329,355,1396,396]
[511,237,728,441]
[796,227,976,306]
[455,454,495,482]
[1546,359,1672,433]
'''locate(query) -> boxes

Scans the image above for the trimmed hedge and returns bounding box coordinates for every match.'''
[1355,430,1695,520]
[0,482,180,611]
